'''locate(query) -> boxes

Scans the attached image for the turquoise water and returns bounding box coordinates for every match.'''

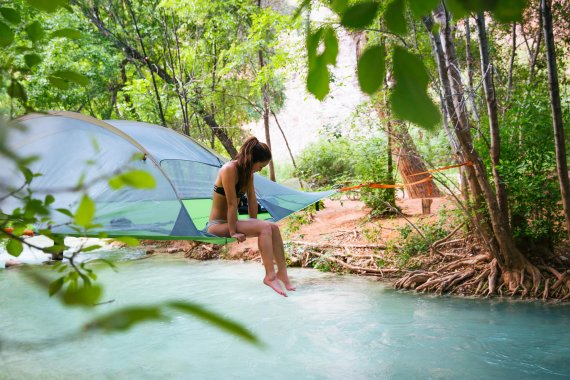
[1,254,569,380]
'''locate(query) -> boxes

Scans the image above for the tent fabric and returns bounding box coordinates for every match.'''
[1,111,335,243]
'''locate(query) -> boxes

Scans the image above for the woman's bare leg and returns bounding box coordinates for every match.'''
[209,220,286,296]
[270,223,295,290]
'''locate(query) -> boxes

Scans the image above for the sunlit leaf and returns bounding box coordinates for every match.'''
[322,27,338,66]
[168,301,260,345]
[406,0,440,18]
[7,239,23,257]
[0,8,21,24]
[0,21,14,47]
[48,76,69,90]
[108,170,156,190]
[24,53,42,68]
[113,236,140,246]
[391,47,441,130]
[25,21,45,42]
[307,61,330,100]
[74,194,95,228]
[51,28,81,39]
[357,44,385,95]
[385,0,407,35]
[340,1,379,29]
[51,70,89,86]
[81,245,102,252]
[25,0,69,13]
[84,307,166,332]
[49,277,65,296]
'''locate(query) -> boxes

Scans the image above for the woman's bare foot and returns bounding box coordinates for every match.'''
[277,271,296,291]
[263,275,287,297]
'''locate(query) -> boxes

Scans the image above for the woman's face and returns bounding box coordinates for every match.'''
[252,160,270,173]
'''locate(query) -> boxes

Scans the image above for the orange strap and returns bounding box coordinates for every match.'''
[340,175,433,192]
[339,161,472,193]
[407,161,473,177]
[3,227,34,236]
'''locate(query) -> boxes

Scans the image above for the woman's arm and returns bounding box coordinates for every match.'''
[220,165,240,236]
[247,175,258,219]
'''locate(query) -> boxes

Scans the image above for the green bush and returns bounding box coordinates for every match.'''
[295,136,395,214]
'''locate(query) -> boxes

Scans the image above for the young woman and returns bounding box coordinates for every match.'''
[206,137,295,297]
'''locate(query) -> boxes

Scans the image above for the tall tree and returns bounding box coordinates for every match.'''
[541,0,570,239]
[475,12,509,216]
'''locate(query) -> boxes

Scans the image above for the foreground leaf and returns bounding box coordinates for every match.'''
[385,0,407,35]
[74,194,95,228]
[357,44,385,95]
[168,301,260,345]
[84,307,166,332]
[390,47,441,129]
[340,1,379,29]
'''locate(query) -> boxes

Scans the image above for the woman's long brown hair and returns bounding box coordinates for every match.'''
[235,137,272,193]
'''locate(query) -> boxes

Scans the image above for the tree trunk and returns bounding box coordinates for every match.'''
[124,0,167,128]
[541,0,570,240]
[464,18,481,128]
[258,51,276,181]
[506,22,517,104]
[436,7,535,289]
[475,13,509,217]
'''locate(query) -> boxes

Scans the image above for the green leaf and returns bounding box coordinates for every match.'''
[81,245,102,252]
[56,208,74,217]
[8,81,27,102]
[331,0,349,14]
[307,61,330,100]
[62,284,102,307]
[24,53,42,68]
[0,8,21,24]
[168,301,260,345]
[48,76,69,89]
[492,0,528,22]
[25,21,45,42]
[84,307,166,332]
[49,277,65,296]
[51,28,81,39]
[406,0,440,18]
[51,70,89,86]
[113,236,140,246]
[340,1,379,29]
[322,27,338,66]
[390,46,441,130]
[0,21,14,47]
[7,239,23,257]
[74,194,95,228]
[385,0,407,35]
[25,0,69,13]
[357,44,385,95]
[108,170,156,190]
[44,194,55,206]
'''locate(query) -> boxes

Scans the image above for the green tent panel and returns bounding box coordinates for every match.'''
[0,112,334,243]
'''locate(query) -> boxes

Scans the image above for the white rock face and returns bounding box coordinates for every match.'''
[244,1,365,162]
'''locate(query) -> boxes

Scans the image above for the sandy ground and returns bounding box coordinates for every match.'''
[224,195,455,259]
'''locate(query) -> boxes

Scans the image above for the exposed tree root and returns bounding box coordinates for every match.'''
[289,233,570,301]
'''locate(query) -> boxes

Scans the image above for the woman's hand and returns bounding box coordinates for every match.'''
[231,232,246,242]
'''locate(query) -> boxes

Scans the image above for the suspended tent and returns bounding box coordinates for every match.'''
[0,112,334,244]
